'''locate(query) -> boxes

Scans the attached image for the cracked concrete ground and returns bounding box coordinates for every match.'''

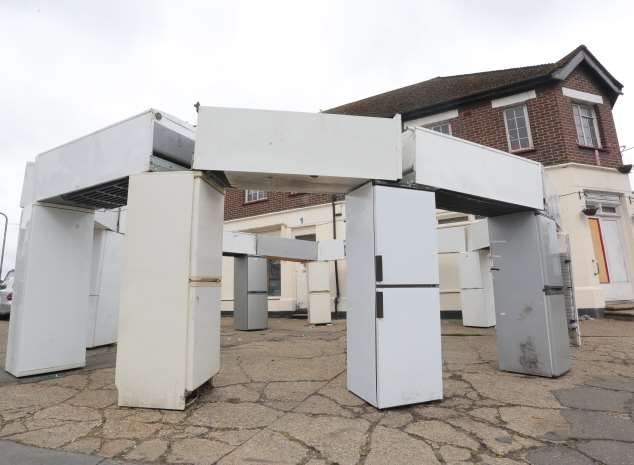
[0,317,633,465]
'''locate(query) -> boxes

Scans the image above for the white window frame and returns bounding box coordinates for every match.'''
[427,121,452,135]
[572,103,602,149]
[503,104,534,152]
[245,190,267,203]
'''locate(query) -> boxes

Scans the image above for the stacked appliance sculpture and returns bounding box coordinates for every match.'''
[6,107,572,412]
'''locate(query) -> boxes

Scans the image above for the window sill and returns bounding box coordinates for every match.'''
[243,199,269,206]
[578,144,605,152]
[509,147,536,155]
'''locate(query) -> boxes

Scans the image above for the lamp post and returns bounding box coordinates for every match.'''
[0,212,7,281]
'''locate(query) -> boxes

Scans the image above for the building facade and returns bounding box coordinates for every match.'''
[221,45,632,314]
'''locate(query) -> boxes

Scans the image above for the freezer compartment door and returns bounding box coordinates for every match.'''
[458,252,483,289]
[546,293,571,376]
[461,289,495,327]
[375,288,443,408]
[307,261,331,293]
[308,292,333,324]
[190,176,224,280]
[247,257,268,293]
[537,215,564,288]
[186,286,221,391]
[247,293,268,330]
[374,186,439,285]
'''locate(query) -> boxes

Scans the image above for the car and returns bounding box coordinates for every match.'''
[0,271,14,318]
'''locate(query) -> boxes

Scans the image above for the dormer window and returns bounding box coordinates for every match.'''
[572,103,602,148]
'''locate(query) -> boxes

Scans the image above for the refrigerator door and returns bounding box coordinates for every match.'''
[461,289,495,327]
[537,215,564,288]
[458,252,483,289]
[93,232,123,347]
[247,293,268,330]
[190,176,224,280]
[307,261,331,293]
[186,285,221,391]
[375,287,443,408]
[374,186,438,285]
[247,257,268,292]
[308,292,332,324]
[545,293,571,376]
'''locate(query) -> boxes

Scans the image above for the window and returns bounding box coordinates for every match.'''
[503,105,533,151]
[572,103,601,148]
[428,122,452,135]
[245,190,267,203]
[267,259,281,297]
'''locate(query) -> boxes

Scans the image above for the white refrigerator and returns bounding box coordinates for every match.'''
[307,261,333,324]
[346,182,443,409]
[116,171,224,409]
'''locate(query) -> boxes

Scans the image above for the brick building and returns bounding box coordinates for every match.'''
[221,45,633,315]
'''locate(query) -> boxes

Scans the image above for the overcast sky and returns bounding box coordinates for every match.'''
[1,0,633,273]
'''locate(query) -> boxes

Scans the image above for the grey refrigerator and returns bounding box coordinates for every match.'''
[488,211,570,377]
[234,256,268,330]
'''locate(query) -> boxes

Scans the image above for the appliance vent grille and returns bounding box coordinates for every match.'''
[61,178,129,209]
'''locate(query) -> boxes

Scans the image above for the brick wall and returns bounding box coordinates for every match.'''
[224,190,343,221]
[224,63,623,221]
[449,63,621,168]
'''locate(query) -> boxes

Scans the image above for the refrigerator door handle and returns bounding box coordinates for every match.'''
[375,255,383,282]
[375,291,384,319]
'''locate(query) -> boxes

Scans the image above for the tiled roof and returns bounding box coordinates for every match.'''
[325,45,621,119]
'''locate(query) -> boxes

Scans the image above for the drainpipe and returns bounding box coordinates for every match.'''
[331,196,341,314]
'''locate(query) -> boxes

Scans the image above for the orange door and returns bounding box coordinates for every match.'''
[588,218,609,283]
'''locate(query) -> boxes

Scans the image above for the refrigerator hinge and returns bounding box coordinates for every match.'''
[375,291,384,319]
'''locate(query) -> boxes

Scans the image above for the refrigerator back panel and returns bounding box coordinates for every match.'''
[375,288,443,408]
[373,186,439,286]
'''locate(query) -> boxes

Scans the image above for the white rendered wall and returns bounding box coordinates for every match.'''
[545,163,634,309]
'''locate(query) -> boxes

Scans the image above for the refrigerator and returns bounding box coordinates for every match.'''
[488,212,570,377]
[307,261,332,325]
[116,171,223,410]
[87,228,123,348]
[346,182,443,409]
[233,256,268,330]
[458,250,496,327]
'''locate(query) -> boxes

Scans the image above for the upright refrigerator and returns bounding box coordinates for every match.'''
[116,171,223,409]
[346,182,443,409]
[489,212,570,377]
[307,261,333,325]
[233,256,268,330]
